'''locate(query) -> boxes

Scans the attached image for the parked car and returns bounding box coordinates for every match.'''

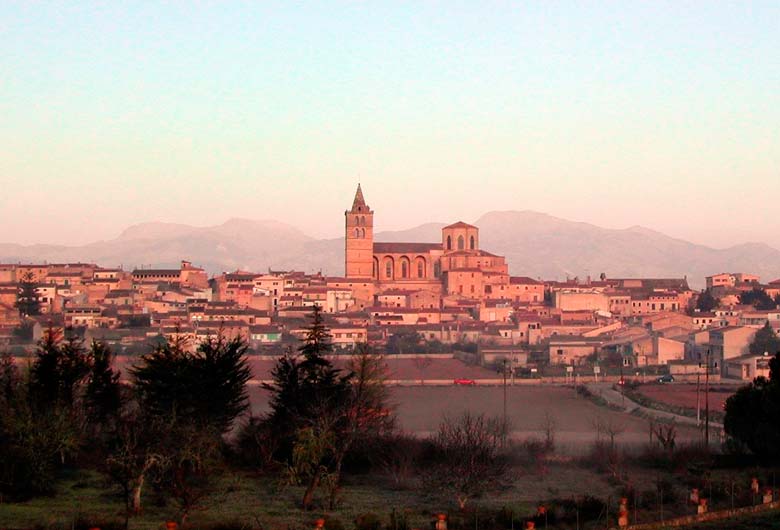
[454,378,477,386]
[657,374,675,384]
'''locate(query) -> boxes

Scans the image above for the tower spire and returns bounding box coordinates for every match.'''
[351,183,367,211]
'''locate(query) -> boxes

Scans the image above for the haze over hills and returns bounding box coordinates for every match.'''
[2,211,780,289]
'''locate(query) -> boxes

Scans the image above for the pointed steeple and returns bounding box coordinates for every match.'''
[351,183,368,212]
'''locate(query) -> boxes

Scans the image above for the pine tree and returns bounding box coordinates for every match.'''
[695,289,719,312]
[15,271,41,318]
[132,332,251,433]
[29,327,91,409]
[749,322,780,356]
[85,340,122,427]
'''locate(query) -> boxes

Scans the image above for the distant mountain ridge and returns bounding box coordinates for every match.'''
[2,211,780,289]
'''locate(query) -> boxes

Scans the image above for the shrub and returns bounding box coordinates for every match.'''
[385,509,412,530]
[72,517,126,530]
[325,516,346,530]
[355,512,383,530]
[206,520,252,530]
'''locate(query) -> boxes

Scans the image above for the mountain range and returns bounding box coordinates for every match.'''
[2,211,780,289]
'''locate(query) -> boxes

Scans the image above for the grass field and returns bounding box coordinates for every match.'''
[0,385,744,529]
[0,462,624,530]
[249,385,703,450]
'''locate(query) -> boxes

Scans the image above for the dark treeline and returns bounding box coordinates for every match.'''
[0,306,412,527]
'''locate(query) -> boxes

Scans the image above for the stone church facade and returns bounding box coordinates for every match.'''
[344,185,516,308]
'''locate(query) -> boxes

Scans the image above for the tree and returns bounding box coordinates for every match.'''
[29,327,91,410]
[325,344,394,508]
[105,411,164,517]
[413,356,433,385]
[740,288,777,310]
[14,271,40,317]
[263,308,397,510]
[749,322,780,356]
[132,333,251,433]
[428,412,508,509]
[84,340,122,429]
[0,350,18,405]
[264,308,353,509]
[695,289,719,313]
[386,330,423,355]
[724,352,780,462]
[121,332,251,516]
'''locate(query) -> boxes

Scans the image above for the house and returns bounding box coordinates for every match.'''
[707,326,758,367]
[548,336,603,365]
[724,353,772,381]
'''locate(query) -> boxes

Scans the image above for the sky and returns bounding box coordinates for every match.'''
[1,2,779,248]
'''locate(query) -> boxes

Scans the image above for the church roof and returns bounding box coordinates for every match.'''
[351,183,368,212]
[443,221,477,230]
[373,242,441,254]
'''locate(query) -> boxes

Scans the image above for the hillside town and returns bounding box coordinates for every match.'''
[2,186,779,382]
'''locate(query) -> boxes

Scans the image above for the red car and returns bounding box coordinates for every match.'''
[454,378,477,386]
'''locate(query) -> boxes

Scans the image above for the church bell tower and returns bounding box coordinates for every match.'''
[345,184,374,279]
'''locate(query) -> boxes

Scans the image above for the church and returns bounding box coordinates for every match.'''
[344,185,516,308]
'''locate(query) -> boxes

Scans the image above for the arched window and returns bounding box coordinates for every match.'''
[401,261,408,278]
[470,236,475,250]
[358,216,364,226]
[417,261,424,278]
[385,260,393,279]
[457,235,465,250]
[447,235,452,250]
[360,228,365,238]
[355,228,360,238]
[434,261,441,278]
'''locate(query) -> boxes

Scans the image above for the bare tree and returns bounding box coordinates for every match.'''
[592,415,625,450]
[540,411,557,452]
[105,413,164,518]
[413,356,433,385]
[379,432,421,489]
[654,422,677,455]
[428,412,508,509]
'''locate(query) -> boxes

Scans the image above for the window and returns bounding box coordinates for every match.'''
[401,261,408,278]
[447,235,452,250]
[458,235,465,250]
[385,260,393,278]
[417,261,424,278]
[434,261,441,278]
[470,235,475,250]
[354,228,360,238]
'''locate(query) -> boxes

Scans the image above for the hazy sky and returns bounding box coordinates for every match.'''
[2,2,779,248]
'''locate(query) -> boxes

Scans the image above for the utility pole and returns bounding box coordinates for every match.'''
[502,358,508,447]
[705,348,710,448]
[696,371,701,425]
